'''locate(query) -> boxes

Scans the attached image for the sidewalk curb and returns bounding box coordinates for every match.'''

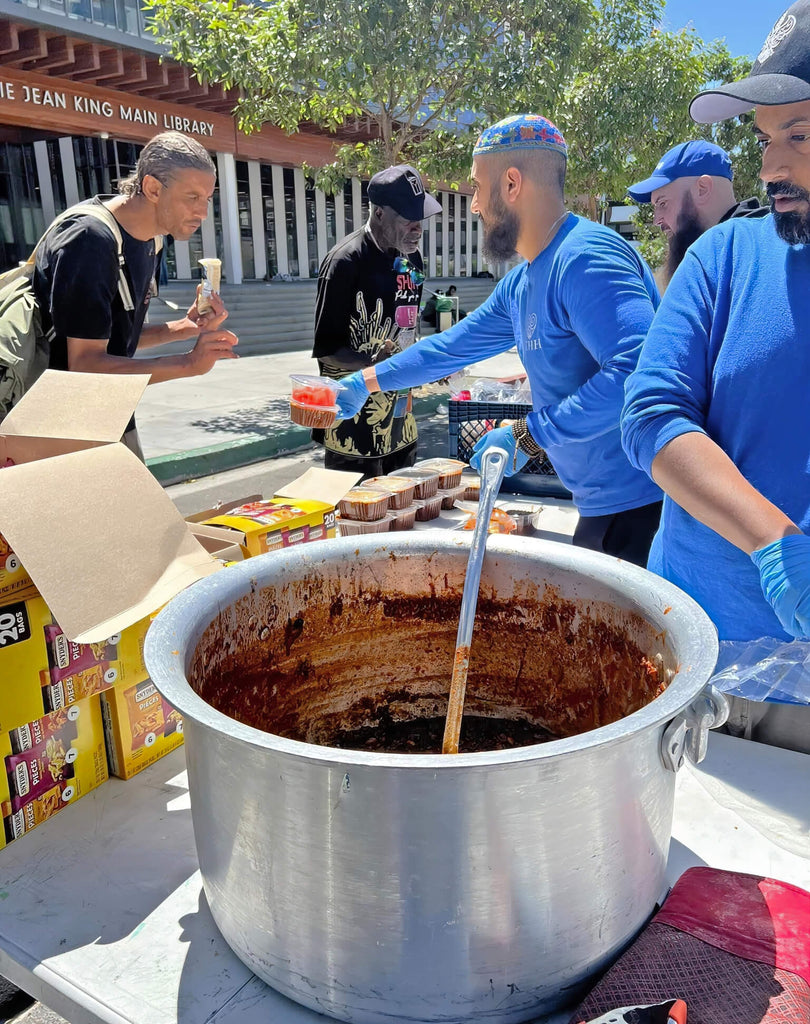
[147,393,448,486]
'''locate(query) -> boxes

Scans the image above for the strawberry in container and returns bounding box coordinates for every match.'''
[289,375,345,429]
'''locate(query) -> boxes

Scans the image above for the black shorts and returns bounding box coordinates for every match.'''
[322,442,418,480]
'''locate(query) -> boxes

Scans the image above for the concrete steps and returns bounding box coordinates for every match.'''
[143,277,496,357]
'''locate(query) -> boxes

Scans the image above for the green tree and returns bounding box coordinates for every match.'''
[145,0,595,188]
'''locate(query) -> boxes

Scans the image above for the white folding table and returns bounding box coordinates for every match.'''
[0,733,808,1024]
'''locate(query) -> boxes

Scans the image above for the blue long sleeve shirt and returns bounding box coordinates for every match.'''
[374,214,662,516]
[622,215,810,641]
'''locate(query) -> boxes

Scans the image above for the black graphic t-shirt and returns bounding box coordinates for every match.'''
[312,226,422,460]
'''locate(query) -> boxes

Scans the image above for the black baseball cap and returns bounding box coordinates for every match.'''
[691,0,810,122]
[367,164,442,220]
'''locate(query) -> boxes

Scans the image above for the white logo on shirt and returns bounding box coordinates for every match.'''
[757,13,796,64]
[527,313,537,339]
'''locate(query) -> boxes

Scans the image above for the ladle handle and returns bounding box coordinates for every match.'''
[442,446,508,754]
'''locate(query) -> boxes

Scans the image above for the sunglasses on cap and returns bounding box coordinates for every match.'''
[393,255,426,285]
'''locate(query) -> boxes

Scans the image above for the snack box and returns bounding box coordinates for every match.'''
[0,535,37,607]
[197,469,361,556]
[100,678,183,780]
[1,695,108,850]
[0,594,151,734]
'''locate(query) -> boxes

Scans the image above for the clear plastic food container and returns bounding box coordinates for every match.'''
[388,505,418,531]
[364,476,417,510]
[395,467,441,499]
[338,488,390,522]
[413,458,465,489]
[437,484,467,510]
[412,495,443,521]
[289,375,344,429]
[337,514,392,536]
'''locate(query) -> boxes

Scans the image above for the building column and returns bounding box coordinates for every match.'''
[315,187,328,267]
[58,138,80,206]
[334,189,346,243]
[453,193,462,277]
[270,164,289,276]
[465,198,473,277]
[174,239,192,280]
[215,152,243,285]
[33,141,56,224]
[293,167,309,278]
[247,160,267,281]
[440,192,449,276]
[351,176,362,229]
[428,212,437,278]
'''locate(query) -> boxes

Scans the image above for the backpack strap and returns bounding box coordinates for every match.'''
[29,200,165,314]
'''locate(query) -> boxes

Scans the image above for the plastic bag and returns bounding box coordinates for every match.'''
[469,378,522,402]
[709,636,810,705]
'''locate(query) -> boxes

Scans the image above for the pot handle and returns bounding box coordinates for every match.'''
[661,685,730,772]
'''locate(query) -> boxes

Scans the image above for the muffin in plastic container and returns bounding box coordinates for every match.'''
[388,505,418,531]
[289,374,344,429]
[413,495,443,521]
[395,467,440,499]
[460,471,481,501]
[437,483,467,510]
[364,475,417,510]
[338,488,390,522]
[413,457,465,489]
[338,514,392,536]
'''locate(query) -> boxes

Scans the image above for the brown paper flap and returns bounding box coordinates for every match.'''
[1,370,150,443]
[0,443,219,642]
[274,468,362,505]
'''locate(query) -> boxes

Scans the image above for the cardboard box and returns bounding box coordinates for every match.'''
[199,470,361,556]
[0,593,152,733]
[0,535,37,606]
[1,694,108,849]
[100,678,184,780]
[0,371,221,643]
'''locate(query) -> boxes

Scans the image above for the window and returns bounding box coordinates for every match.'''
[283,168,299,277]
[260,165,279,278]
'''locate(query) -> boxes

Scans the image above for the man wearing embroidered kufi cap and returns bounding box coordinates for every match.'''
[332,113,663,565]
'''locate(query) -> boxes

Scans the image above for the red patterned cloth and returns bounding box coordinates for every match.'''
[571,868,810,1024]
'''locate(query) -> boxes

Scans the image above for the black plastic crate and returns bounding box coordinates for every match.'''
[448,400,572,499]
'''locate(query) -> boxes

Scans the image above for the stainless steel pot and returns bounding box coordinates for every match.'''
[145,534,723,1024]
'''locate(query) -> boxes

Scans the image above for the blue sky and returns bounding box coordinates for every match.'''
[661,0,790,59]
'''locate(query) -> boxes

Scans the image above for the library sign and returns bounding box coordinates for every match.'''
[0,67,235,151]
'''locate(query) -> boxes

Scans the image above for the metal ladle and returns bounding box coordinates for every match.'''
[442,445,509,754]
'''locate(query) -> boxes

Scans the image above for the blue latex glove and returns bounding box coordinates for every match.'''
[334,372,370,419]
[751,534,810,638]
[470,425,527,476]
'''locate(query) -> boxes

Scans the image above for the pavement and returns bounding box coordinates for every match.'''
[136,347,526,486]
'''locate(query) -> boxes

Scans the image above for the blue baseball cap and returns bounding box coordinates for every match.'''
[627,141,733,203]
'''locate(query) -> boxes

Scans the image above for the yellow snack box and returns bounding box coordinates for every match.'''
[1,694,108,850]
[203,497,337,556]
[0,534,38,606]
[100,678,184,780]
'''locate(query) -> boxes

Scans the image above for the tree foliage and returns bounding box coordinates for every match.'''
[146,0,765,216]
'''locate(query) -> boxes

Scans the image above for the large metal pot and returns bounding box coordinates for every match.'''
[145,534,723,1024]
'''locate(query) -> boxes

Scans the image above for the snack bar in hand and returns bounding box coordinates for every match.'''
[197,257,221,314]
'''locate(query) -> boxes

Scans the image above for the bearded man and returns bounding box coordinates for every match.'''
[311,164,440,477]
[622,0,810,640]
[627,141,768,287]
[334,114,663,565]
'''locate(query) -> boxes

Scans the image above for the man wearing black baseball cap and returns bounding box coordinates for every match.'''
[628,140,766,285]
[622,0,810,643]
[311,164,441,476]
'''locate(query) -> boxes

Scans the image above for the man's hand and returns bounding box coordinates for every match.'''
[335,372,370,419]
[186,329,239,376]
[751,534,810,638]
[186,288,229,332]
[470,425,527,476]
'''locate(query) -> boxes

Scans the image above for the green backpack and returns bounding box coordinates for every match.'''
[0,201,138,422]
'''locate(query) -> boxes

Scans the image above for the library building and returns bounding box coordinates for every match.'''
[0,0,484,283]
